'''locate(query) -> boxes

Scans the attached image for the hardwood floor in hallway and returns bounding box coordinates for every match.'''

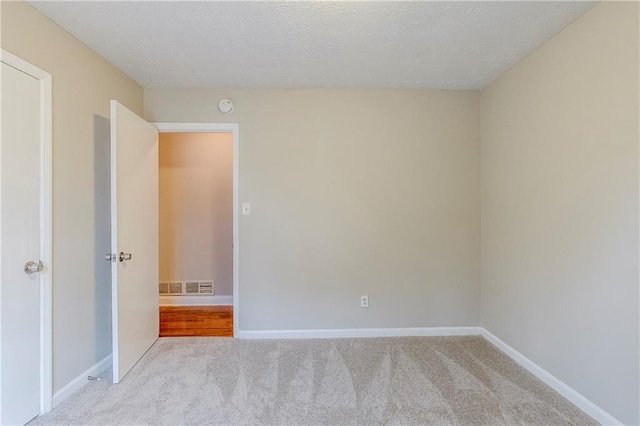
[159,306,233,337]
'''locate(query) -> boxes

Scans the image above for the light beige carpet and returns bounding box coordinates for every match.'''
[32,336,597,425]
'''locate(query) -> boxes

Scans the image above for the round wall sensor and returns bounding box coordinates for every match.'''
[218,98,234,114]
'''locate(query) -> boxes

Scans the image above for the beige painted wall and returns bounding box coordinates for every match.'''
[481,2,639,424]
[159,133,233,295]
[1,1,143,392]
[146,89,481,330]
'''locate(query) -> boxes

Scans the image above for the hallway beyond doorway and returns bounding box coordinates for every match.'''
[159,306,233,337]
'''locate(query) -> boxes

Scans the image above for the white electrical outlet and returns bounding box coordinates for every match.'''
[361,295,369,308]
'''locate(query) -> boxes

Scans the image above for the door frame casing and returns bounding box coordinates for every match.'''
[153,123,239,337]
[0,50,53,416]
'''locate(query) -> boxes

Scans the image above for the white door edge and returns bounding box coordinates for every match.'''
[0,49,54,416]
[152,123,240,338]
[109,101,120,383]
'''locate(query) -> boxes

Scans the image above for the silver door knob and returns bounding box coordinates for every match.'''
[24,260,44,274]
[119,252,132,262]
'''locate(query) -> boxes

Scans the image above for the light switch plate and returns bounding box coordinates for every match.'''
[242,203,251,216]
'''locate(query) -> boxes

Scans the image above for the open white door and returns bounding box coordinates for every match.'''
[110,100,159,384]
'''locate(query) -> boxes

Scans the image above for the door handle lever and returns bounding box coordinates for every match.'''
[119,252,132,262]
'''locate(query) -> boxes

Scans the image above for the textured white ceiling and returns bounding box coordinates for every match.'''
[29,1,597,90]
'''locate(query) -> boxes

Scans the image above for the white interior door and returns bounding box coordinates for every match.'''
[0,62,43,424]
[110,100,159,384]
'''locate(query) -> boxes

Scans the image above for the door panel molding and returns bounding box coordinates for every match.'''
[0,49,53,416]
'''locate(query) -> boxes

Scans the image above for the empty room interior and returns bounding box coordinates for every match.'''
[1,0,639,425]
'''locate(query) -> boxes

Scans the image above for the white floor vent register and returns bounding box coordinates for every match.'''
[159,281,214,296]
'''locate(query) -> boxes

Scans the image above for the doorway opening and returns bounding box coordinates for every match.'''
[155,125,238,337]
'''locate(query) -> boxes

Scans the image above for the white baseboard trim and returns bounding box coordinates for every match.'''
[159,295,233,306]
[481,329,622,426]
[237,326,482,340]
[52,354,112,408]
